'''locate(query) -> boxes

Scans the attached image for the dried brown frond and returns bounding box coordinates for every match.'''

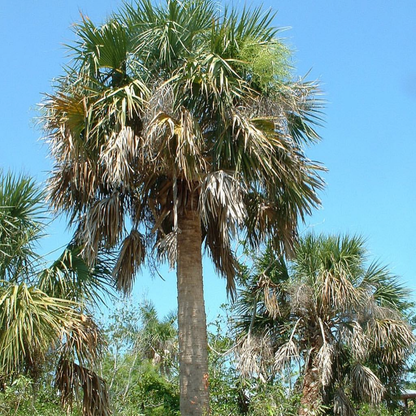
[100,127,139,190]
[316,343,334,387]
[351,363,385,405]
[57,315,109,416]
[155,230,177,269]
[274,339,299,372]
[199,170,246,232]
[257,274,280,319]
[290,283,314,317]
[320,270,362,314]
[200,170,247,296]
[340,321,369,361]
[236,333,274,382]
[113,229,145,295]
[80,194,124,261]
[204,214,238,297]
[366,314,415,365]
[56,359,111,416]
[48,160,100,214]
[143,82,175,124]
[61,315,102,363]
[145,107,207,182]
[333,388,357,416]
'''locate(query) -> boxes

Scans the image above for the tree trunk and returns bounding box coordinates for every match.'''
[177,209,209,415]
[299,350,322,416]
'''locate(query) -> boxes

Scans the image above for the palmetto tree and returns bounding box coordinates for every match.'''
[42,0,324,413]
[0,171,113,416]
[233,235,415,415]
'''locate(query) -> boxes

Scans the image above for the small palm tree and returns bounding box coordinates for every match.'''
[233,234,415,415]
[0,171,112,416]
[136,301,178,376]
[42,0,324,413]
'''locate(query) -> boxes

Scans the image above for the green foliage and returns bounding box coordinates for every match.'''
[247,383,300,416]
[0,375,82,415]
[100,299,179,415]
[0,171,44,282]
[208,311,243,415]
[0,171,113,415]
[356,402,402,416]
[238,38,292,91]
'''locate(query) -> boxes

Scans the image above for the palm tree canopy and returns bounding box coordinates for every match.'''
[43,0,325,296]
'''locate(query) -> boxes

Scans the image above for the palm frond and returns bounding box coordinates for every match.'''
[38,243,114,306]
[340,321,370,361]
[274,339,299,372]
[236,333,274,382]
[80,193,125,261]
[333,389,357,416]
[0,172,45,282]
[56,359,110,416]
[362,261,413,310]
[69,15,130,82]
[113,229,146,294]
[316,342,334,387]
[351,363,385,405]
[0,282,78,376]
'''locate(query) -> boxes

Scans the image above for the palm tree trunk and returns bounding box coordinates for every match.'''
[299,350,322,416]
[177,209,209,415]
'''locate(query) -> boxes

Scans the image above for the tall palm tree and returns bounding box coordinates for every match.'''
[233,235,415,415]
[0,171,113,416]
[42,0,324,413]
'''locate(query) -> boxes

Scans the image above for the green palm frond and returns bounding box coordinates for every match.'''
[362,261,413,310]
[0,281,78,376]
[0,172,44,282]
[69,16,130,82]
[38,243,114,306]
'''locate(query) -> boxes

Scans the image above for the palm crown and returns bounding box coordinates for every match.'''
[44,0,324,292]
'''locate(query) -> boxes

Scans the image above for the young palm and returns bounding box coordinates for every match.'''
[42,0,324,413]
[233,235,415,415]
[0,171,112,415]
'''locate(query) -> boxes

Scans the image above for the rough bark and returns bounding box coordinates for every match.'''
[299,349,323,416]
[177,209,209,416]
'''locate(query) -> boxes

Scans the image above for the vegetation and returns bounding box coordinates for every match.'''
[41,0,324,413]
[232,235,415,415]
[0,1,413,415]
[0,171,113,415]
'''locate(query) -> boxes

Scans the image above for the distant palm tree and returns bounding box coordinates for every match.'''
[135,300,178,376]
[234,235,415,415]
[0,171,112,416]
[42,0,324,413]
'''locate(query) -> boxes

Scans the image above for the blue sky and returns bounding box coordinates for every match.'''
[1,1,416,320]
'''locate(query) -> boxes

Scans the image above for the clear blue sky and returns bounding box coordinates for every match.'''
[1,0,416,320]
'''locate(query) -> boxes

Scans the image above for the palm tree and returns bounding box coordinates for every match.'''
[0,171,113,415]
[41,0,324,413]
[233,235,415,415]
[135,301,178,376]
